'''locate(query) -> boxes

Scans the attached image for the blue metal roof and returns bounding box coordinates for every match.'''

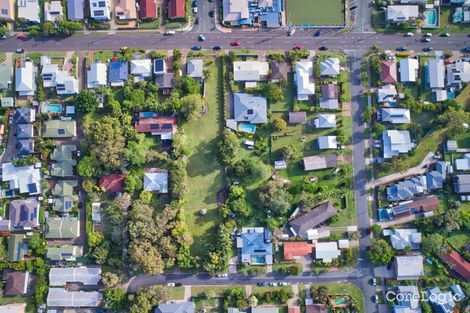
[109,61,128,84]
[241,231,272,256]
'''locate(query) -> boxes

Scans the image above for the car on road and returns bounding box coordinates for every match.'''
[8,116,13,124]
[175,283,182,287]
[293,44,301,50]
[423,47,433,52]
[16,48,24,53]
[421,37,431,42]
[167,283,175,287]
[0,35,6,39]
[314,30,322,37]
[319,46,328,50]
[195,17,200,24]
[209,10,214,17]
[257,282,268,286]
[269,282,278,287]
[17,34,27,39]
[191,45,202,50]
[464,46,470,52]
[405,32,413,37]
[193,7,197,14]
[213,45,222,50]
[396,46,407,51]
[424,33,432,37]
[198,34,206,41]
[279,282,290,286]
[373,295,379,303]
[288,29,295,36]
[76,150,81,158]
[440,33,450,37]
[164,31,176,36]
[215,273,228,277]
[370,278,377,286]
[230,41,240,46]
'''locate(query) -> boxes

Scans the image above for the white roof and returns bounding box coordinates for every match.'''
[45,0,64,21]
[15,62,36,96]
[399,58,419,82]
[382,130,415,159]
[89,0,110,19]
[396,285,421,309]
[427,59,445,89]
[387,5,419,22]
[381,108,411,124]
[0,304,27,313]
[57,76,79,95]
[2,162,41,195]
[446,60,470,88]
[315,242,340,262]
[49,267,101,286]
[314,114,336,128]
[456,154,470,170]
[222,0,249,23]
[87,63,107,89]
[47,288,102,308]
[338,239,349,249]
[320,58,340,77]
[433,89,447,102]
[187,59,203,79]
[233,61,269,82]
[395,255,424,280]
[318,136,337,150]
[143,170,168,193]
[386,229,421,250]
[377,84,397,103]
[295,61,315,100]
[130,59,152,78]
[42,64,59,87]
[17,0,40,22]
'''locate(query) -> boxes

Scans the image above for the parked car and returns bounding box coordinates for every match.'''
[314,29,322,37]
[396,46,407,51]
[257,282,268,286]
[166,283,175,287]
[319,46,328,51]
[440,33,450,37]
[269,282,278,287]
[175,283,182,287]
[405,32,413,37]
[293,44,301,50]
[371,278,377,286]
[0,35,6,39]
[209,10,214,17]
[195,17,200,24]
[16,48,25,53]
[213,45,222,50]
[230,41,240,46]
[198,34,206,41]
[422,37,431,42]
[16,34,27,39]
[287,29,295,36]
[464,46,470,52]
[191,45,202,50]
[424,33,432,37]
[423,47,433,52]
[373,295,379,303]
[164,31,176,35]
[76,150,81,158]
[279,282,290,286]
[193,7,197,14]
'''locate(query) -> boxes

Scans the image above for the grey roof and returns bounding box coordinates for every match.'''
[9,198,39,229]
[47,288,102,308]
[187,60,203,79]
[387,176,428,201]
[319,83,339,109]
[15,107,35,123]
[67,0,84,20]
[17,139,34,157]
[427,287,455,313]
[155,73,174,89]
[234,93,267,124]
[109,61,128,85]
[395,255,424,280]
[49,267,101,286]
[155,302,195,313]
[396,285,420,309]
[0,64,12,89]
[45,219,80,239]
[290,201,337,238]
[16,123,33,139]
[251,308,279,313]
[426,161,447,190]
[454,174,470,194]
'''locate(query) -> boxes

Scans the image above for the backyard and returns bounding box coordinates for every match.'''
[286,0,344,26]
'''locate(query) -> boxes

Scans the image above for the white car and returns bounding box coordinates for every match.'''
[269,282,278,287]
[424,33,432,37]
[288,29,295,36]
[164,31,176,35]
[193,7,198,14]
[405,32,413,37]
[279,282,290,286]
[167,283,175,287]
[373,295,379,303]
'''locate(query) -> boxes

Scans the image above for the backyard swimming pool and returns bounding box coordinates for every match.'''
[238,123,256,134]
[424,9,437,27]
[333,297,348,305]
[47,104,62,113]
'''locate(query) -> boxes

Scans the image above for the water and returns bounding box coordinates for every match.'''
[333,297,347,305]
[424,9,437,26]
[47,104,62,113]
[252,256,265,263]
[238,123,256,134]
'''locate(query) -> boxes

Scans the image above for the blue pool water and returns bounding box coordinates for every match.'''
[238,123,256,134]
[141,112,155,117]
[47,104,62,113]
[333,297,347,305]
[448,92,455,99]
[424,9,437,27]
[252,256,265,263]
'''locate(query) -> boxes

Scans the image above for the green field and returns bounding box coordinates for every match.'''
[286,0,344,26]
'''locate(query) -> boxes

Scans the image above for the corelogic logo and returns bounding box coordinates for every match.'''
[386,291,465,304]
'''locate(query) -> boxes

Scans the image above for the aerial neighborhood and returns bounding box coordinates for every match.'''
[0,0,469,313]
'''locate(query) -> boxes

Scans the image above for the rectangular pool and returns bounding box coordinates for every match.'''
[47,104,62,113]
[424,9,437,27]
[238,123,256,134]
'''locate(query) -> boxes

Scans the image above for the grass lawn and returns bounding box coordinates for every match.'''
[139,19,160,29]
[0,297,35,313]
[272,262,303,275]
[456,131,470,149]
[169,287,185,300]
[183,58,224,257]
[457,83,470,110]
[326,283,365,313]
[439,7,470,34]
[252,285,292,294]
[286,0,344,26]
[270,74,295,112]
[191,285,244,297]
[447,231,470,250]
[89,50,114,63]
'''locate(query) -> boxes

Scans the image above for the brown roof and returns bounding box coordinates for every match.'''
[380,60,398,84]
[139,0,157,19]
[168,0,185,19]
[306,304,328,313]
[3,270,28,296]
[289,111,307,124]
[99,174,125,193]
[271,62,290,81]
[155,73,175,89]
[9,198,39,229]
[290,201,337,238]
[320,83,339,99]
[134,116,177,134]
[288,307,301,313]
[406,195,440,213]
[283,242,314,260]
[303,154,337,171]
[441,250,470,282]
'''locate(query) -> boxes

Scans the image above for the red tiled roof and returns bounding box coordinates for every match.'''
[139,0,157,19]
[288,307,301,313]
[168,0,185,19]
[99,174,125,194]
[441,250,470,282]
[380,60,398,84]
[134,116,177,134]
[283,241,314,261]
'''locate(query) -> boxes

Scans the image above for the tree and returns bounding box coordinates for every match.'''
[421,234,448,256]
[179,76,200,95]
[180,94,203,121]
[170,159,188,200]
[124,135,149,166]
[371,224,382,237]
[367,239,394,265]
[254,137,269,156]
[129,286,170,313]
[28,233,46,254]
[128,240,165,274]
[249,295,258,307]
[104,288,127,312]
[56,19,83,36]
[282,144,300,163]
[436,108,470,139]
[261,82,284,102]
[228,186,249,217]
[77,156,99,178]
[421,301,432,313]
[172,130,189,158]
[101,272,120,288]
[217,129,239,164]
[373,123,386,137]
[363,107,373,123]
[258,177,292,216]
[75,90,98,113]
[42,21,57,36]
[271,117,287,132]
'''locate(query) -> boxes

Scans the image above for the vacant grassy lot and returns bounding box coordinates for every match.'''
[286,0,344,26]
[270,74,295,112]
[191,285,245,297]
[170,287,185,300]
[183,58,224,256]
[447,231,470,250]
[457,83,470,110]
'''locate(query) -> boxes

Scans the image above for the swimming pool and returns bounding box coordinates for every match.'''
[333,297,347,305]
[47,104,62,113]
[238,123,256,134]
[252,256,265,263]
[424,9,437,27]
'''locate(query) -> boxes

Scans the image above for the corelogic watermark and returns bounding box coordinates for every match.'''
[386,291,465,304]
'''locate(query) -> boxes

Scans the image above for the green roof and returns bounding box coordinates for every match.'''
[52,180,77,197]
[47,245,83,261]
[51,145,76,161]
[52,195,78,213]
[43,120,77,138]
[8,234,26,262]
[45,219,80,239]
[50,160,77,177]
[0,64,12,90]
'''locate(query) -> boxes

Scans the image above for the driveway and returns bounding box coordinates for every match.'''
[1,115,17,163]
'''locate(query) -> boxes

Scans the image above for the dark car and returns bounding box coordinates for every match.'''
[319,46,328,51]
[213,45,222,50]
[195,17,200,24]
[16,48,24,53]
[257,282,268,286]
[314,30,322,37]
[192,45,202,50]
[209,10,214,17]
[396,46,407,51]
[175,283,182,287]
[423,47,433,52]
[464,46,470,52]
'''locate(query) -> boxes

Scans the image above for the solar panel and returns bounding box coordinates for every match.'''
[58,129,65,135]
[162,123,172,129]
[150,124,159,130]
[65,201,72,209]
[247,109,254,114]
[28,183,37,194]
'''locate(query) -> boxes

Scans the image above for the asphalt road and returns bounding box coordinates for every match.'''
[192,0,216,33]
[3,31,469,53]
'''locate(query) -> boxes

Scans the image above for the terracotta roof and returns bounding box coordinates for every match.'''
[139,0,157,19]
[134,116,176,133]
[380,60,398,84]
[168,0,185,19]
[3,270,27,296]
[407,195,440,213]
[306,304,328,313]
[99,174,125,193]
[288,307,301,313]
[441,250,470,282]
[321,83,339,99]
[283,241,314,260]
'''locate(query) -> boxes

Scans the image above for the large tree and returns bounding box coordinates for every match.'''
[124,134,149,166]
[77,156,99,178]
[179,76,200,95]
[180,94,203,121]
[421,234,448,256]
[367,239,394,265]
[217,129,239,164]
[75,90,98,113]
[258,177,292,216]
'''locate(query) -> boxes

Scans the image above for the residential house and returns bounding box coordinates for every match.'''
[50,145,77,177]
[289,201,337,238]
[377,84,398,104]
[305,304,328,313]
[1,162,41,196]
[234,93,267,124]
[0,0,15,28]
[15,62,36,96]
[52,179,77,199]
[380,108,411,124]
[49,267,101,286]
[67,0,84,20]
[89,0,110,20]
[315,242,341,263]
[320,58,340,77]
[318,136,337,150]
[382,130,415,159]
[109,61,128,86]
[426,59,445,89]
[47,288,102,308]
[386,176,428,201]
[259,0,285,27]
[168,0,185,19]
[427,287,455,313]
[338,239,349,249]
[288,111,307,124]
[433,89,448,102]
[134,114,177,139]
[383,228,421,250]
[87,63,107,88]
[288,307,301,313]
[44,219,80,239]
[0,304,27,312]
[9,198,40,230]
[319,83,339,109]
[393,285,421,313]
[399,58,419,83]
[399,0,426,3]
[426,161,447,190]
[381,60,398,84]
[17,138,34,157]
[42,57,79,94]
[143,168,168,193]
[2,270,29,296]
[271,61,289,82]
[187,59,203,81]
[155,302,195,313]
[455,153,470,170]
[283,241,314,260]
[8,234,27,262]
[130,59,152,81]
[16,107,35,123]
[450,284,466,300]
[303,154,337,171]
[0,64,13,90]
[47,245,83,261]
[453,174,470,194]
[386,5,419,24]
[314,114,336,128]
[153,59,166,75]
[0,219,11,234]
[44,1,63,21]
[15,123,33,139]
[441,250,470,282]
[115,0,137,19]
[251,308,279,313]
[99,173,125,194]
[139,0,157,19]
[394,255,424,280]
[233,61,269,82]
[295,61,315,100]
[446,59,470,90]
[237,227,273,265]
[43,120,77,138]
[17,0,40,23]
[1,97,14,107]
[379,196,440,221]
[222,0,249,26]
[274,160,287,170]
[155,73,174,94]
